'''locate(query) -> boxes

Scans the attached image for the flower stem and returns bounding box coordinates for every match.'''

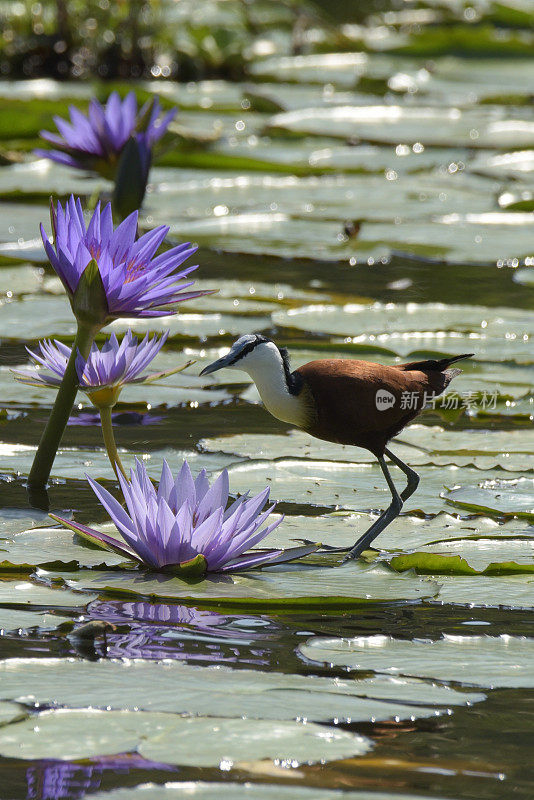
[28,321,98,490]
[99,405,127,480]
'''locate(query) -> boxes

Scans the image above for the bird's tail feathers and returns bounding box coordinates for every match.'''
[437,353,474,370]
[399,353,473,373]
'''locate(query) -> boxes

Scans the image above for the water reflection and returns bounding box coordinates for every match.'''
[67,411,164,426]
[76,600,275,665]
[26,756,173,800]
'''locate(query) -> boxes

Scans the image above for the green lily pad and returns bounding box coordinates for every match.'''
[0,577,95,608]
[445,479,534,519]
[264,512,531,555]
[0,508,51,538]
[388,58,534,105]
[430,574,534,609]
[0,701,27,726]
[273,303,534,340]
[0,606,67,632]
[0,657,482,723]
[0,528,123,571]
[299,634,534,688]
[202,425,534,472]
[0,442,232,481]
[2,361,230,409]
[0,265,44,297]
[217,138,464,176]
[225,459,513,516]
[51,563,438,609]
[390,541,534,575]
[148,168,495,223]
[0,293,269,342]
[272,303,533,361]
[267,105,534,150]
[0,159,107,199]
[0,708,370,765]
[88,783,457,800]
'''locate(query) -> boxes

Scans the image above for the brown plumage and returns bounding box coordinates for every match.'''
[296,355,466,457]
[200,336,473,559]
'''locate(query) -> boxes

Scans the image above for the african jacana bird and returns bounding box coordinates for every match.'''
[200,336,473,559]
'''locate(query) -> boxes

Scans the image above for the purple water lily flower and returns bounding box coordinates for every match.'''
[51,459,318,576]
[13,331,182,405]
[36,91,176,176]
[42,196,206,321]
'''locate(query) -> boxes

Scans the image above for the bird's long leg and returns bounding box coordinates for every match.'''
[384,447,420,502]
[296,455,404,557]
[342,456,403,561]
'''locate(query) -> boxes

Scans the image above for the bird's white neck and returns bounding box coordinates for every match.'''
[240,346,309,428]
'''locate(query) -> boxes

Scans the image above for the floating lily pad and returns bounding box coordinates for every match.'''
[272,303,533,357]
[388,59,534,105]
[430,574,534,609]
[390,537,534,574]
[273,303,534,338]
[201,425,534,472]
[0,293,268,342]
[0,606,67,632]
[0,578,94,608]
[0,265,44,297]
[0,708,370,765]
[0,508,51,538]
[225,459,511,516]
[267,105,534,150]
[88,783,457,800]
[0,442,232,482]
[217,138,463,175]
[0,701,27,726]
[299,634,534,688]
[0,657,482,724]
[264,512,531,556]
[0,159,107,199]
[53,563,438,609]
[445,478,534,520]
[0,528,123,571]
[146,168,495,231]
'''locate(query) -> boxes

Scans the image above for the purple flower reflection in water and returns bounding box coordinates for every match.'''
[83,600,272,666]
[67,411,164,426]
[26,756,174,800]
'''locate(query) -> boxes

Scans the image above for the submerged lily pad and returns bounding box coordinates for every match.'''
[299,634,534,689]
[52,563,438,609]
[0,657,482,724]
[0,708,370,765]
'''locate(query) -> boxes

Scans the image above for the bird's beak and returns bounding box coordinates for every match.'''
[199,353,232,377]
